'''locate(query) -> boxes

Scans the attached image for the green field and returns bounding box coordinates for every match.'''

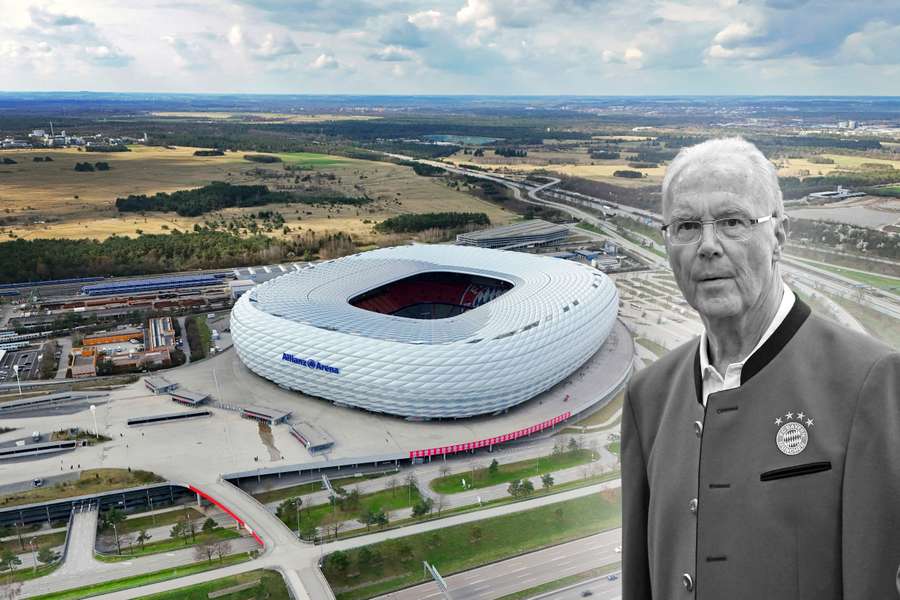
[137,569,290,600]
[430,448,598,494]
[252,472,393,504]
[111,507,204,536]
[0,469,163,509]
[324,489,622,600]
[635,337,669,358]
[791,257,900,292]
[29,553,252,600]
[278,486,423,534]
[97,527,241,561]
[277,152,349,167]
[0,530,67,557]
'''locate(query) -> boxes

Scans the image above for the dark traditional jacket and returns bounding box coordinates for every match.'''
[622,298,900,599]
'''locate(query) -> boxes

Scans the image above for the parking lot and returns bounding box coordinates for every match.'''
[0,347,42,382]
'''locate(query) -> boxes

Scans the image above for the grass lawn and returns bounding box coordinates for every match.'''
[324,489,622,600]
[29,553,252,600]
[97,528,241,561]
[430,449,598,495]
[335,471,621,541]
[563,392,623,432]
[277,152,349,167]
[0,469,163,509]
[111,507,204,536]
[137,569,290,599]
[607,442,620,457]
[791,257,900,292]
[822,290,900,350]
[0,530,67,557]
[253,472,392,504]
[635,337,668,358]
[3,563,59,584]
[494,563,621,600]
[277,487,423,533]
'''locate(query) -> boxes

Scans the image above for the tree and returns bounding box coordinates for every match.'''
[397,542,414,563]
[321,512,345,540]
[36,547,57,566]
[385,477,398,497]
[552,438,564,456]
[404,473,418,505]
[327,550,350,575]
[0,549,21,575]
[469,526,483,545]
[488,459,499,476]
[136,529,152,550]
[541,473,555,491]
[211,539,232,562]
[434,494,448,516]
[193,540,215,563]
[507,479,522,498]
[412,498,434,518]
[519,479,535,497]
[438,465,451,478]
[180,511,196,543]
[201,518,217,534]
[103,508,127,554]
[170,521,185,542]
[567,437,579,452]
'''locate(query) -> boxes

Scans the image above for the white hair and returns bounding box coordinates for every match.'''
[661,137,784,219]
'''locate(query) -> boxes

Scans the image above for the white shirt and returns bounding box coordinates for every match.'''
[700,283,795,406]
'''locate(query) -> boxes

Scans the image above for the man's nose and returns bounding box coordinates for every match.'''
[697,221,722,257]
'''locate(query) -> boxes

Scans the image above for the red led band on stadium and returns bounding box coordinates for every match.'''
[408,412,571,459]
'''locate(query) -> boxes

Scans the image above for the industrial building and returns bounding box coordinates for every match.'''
[455,219,569,249]
[81,274,228,296]
[231,244,618,418]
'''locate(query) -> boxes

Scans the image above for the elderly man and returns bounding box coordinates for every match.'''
[621,137,900,599]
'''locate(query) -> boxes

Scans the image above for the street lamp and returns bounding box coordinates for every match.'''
[89,404,99,439]
[12,364,22,395]
[29,537,37,574]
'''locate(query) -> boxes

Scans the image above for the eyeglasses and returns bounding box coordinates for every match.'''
[661,215,774,245]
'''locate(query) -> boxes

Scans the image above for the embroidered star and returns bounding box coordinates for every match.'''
[775,417,783,426]
[785,412,794,420]
[806,418,814,427]
[797,412,805,420]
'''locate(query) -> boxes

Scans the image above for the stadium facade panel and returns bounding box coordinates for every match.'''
[231,245,618,418]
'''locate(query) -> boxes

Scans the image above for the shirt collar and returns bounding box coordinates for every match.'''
[699,282,796,378]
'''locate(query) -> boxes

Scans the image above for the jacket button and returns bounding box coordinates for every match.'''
[682,573,694,591]
[689,498,698,514]
[693,421,703,437]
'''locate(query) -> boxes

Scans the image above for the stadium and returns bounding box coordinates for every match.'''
[230,245,619,419]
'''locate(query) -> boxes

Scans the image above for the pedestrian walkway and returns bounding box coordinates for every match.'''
[55,502,98,576]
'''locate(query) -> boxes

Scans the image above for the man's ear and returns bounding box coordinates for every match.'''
[773,214,788,263]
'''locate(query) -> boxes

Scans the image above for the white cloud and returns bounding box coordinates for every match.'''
[309,52,339,70]
[370,45,416,62]
[408,10,443,29]
[838,21,900,65]
[713,22,756,46]
[456,0,497,31]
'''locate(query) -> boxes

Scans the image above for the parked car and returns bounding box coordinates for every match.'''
[32,478,43,487]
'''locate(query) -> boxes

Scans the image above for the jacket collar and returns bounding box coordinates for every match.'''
[693,296,811,405]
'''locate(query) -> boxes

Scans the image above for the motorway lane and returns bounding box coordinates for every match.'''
[373,530,622,600]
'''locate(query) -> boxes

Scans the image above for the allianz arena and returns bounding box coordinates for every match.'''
[230,245,619,418]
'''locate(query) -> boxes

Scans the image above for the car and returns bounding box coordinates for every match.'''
[32,478,43,487]
[606,574,619,581]
[581,591,593,597]
[614,545,622,553]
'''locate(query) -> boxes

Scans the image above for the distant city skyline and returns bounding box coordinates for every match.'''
[0,0,897,96]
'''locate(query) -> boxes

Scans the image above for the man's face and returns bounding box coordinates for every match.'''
[664,179,784,321]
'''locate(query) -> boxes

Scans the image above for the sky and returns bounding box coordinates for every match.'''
[0,0,897,96]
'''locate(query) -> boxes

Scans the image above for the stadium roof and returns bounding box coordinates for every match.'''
[247,244,604,345]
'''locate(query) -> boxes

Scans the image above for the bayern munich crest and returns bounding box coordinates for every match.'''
[773,410,814,456]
